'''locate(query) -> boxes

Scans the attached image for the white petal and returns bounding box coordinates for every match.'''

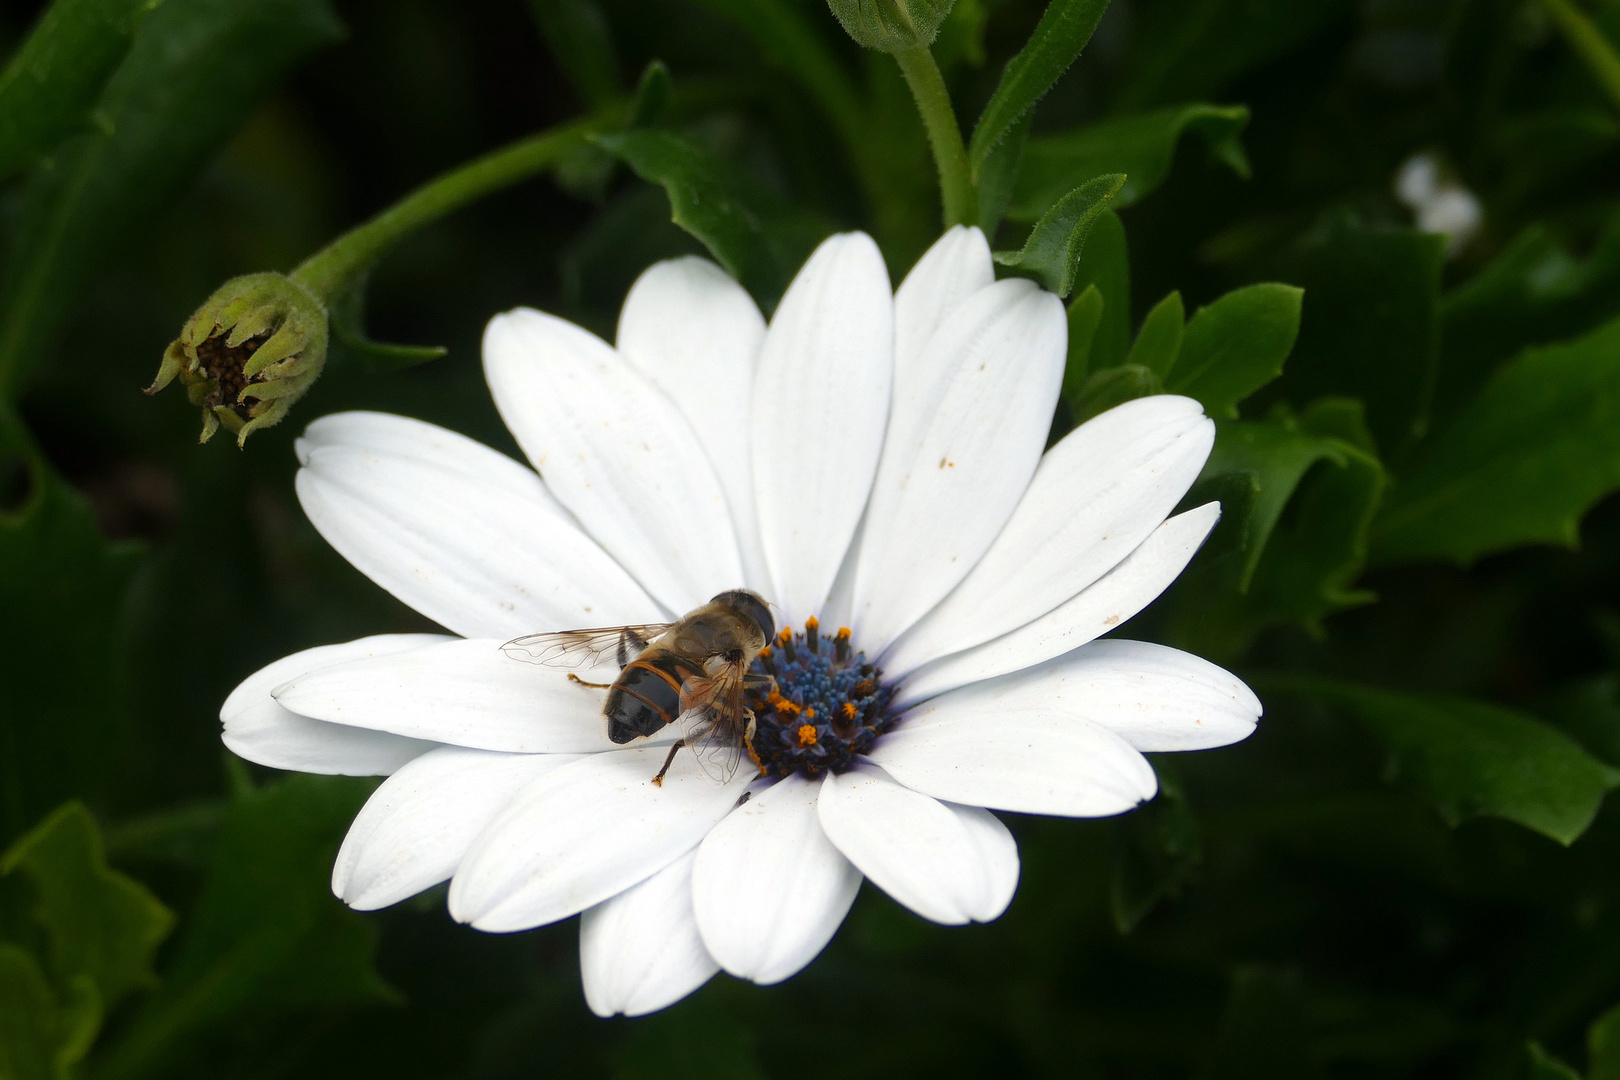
[925,638,1260,752]
[580,850,718,1017]
[849,278,1067,652]
[895,502,1221,706]
[884,395,1214,675]
[448,746,752,932]
[818,763,1017,925]
[333,746,581,910]
[692,773,862,985]
[751,232,894,622]
[272,637,673,754]
[484,308,744,615]
[868,704,1158,818]
[296,412,656,638]
[221,635,445,775]
[617,256,771,593]
[892,225,995,382]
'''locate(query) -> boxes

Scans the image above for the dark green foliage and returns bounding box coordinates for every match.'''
[0,0,156,180]
[993,171,1123,295]
[1374,315,1620,566]
[967,0,1111,177]
[5,0,1620,1075]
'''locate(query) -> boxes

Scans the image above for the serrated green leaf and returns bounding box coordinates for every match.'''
[1124,290,1184,379]
[0,944,98,1080]
[1007,103,1250,222]
[0,413,142,845]
[0,0,157,180]
[1166,282,1302,418]
[993,172,1123,296]
[1436,210,1620,431]
[967,0,1111,179]
[1271,219,1444,456]
[1267,677,1619,845]
[1,803,173,1014]
[1166,401,1383,658]
[1372,314,1620,566]
[0,0,345,396]
[96,776,395,1079]
[592,128,828,311]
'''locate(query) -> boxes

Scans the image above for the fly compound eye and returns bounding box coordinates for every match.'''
[712,589,775,641]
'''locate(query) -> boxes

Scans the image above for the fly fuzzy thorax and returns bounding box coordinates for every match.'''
[147,272,329,447]
[746,619,897,778]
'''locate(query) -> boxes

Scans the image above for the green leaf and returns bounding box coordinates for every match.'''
[1007,103,1250,222]
[1061,283,1105,402]
[993,173,1124,297]
[1166,401,1384,659]
[527,0,623,111]
[1068,363,1162,425]
[975,108,1031,241]
[1581,1003,1620,1080]
[0,944,98,1080]
[96,776,395,1079]
[1270,219,1445,457]
[1166,282,1302,418]
[0,0,157,180]
[1268,677,1619,845]
[1528,1043,1585,1080]
[1124,290,1184,379]
[327,274,448,373]
[0,0,345,395]
[1436,210,1620,431]
[0,413,142,845]
[592,128,829,311]
[627,59,673,129]
[1372,314,1620,566]
[1068,207,1129,368]
[1590,1002,1620,1080]
[967,0,1111,179]
[1,802,173,1013]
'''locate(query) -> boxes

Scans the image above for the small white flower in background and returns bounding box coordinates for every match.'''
[220,227,1261,1017]
[1395,151,1483,256]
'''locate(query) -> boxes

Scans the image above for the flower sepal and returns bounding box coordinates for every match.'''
[147,271,329,447]
[826,0,956,53]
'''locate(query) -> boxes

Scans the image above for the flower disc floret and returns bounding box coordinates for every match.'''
[748,618,896,777]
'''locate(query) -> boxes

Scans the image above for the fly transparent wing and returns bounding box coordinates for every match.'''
[500,624,670,669]
[676,663,750,784]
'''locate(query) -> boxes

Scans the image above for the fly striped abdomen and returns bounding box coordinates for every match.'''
[604,650,706,743]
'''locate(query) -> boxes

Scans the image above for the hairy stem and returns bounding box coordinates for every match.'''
[893,45,976,228]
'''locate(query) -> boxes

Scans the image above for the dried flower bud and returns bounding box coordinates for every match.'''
[826,0,955,52]
[146,272,328,447]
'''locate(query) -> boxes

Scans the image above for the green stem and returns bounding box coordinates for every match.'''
[1540,0,1620,117]
[893,45,976,229]
[290,114,609,300]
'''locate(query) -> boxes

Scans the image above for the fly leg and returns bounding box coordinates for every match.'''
[651,739,686,787]
[568,673,613,689]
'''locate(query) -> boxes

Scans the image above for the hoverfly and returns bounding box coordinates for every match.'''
[501,589,776,785]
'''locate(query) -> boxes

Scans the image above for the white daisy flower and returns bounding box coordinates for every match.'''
[221,227,1260,1018]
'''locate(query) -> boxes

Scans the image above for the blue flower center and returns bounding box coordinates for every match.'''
[746,619,897,778]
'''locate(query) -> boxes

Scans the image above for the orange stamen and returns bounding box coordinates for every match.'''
[796,724,819,747]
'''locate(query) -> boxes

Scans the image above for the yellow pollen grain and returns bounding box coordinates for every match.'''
[840,702,857,721]
[796,724,819,747]
[805,615,819,630]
